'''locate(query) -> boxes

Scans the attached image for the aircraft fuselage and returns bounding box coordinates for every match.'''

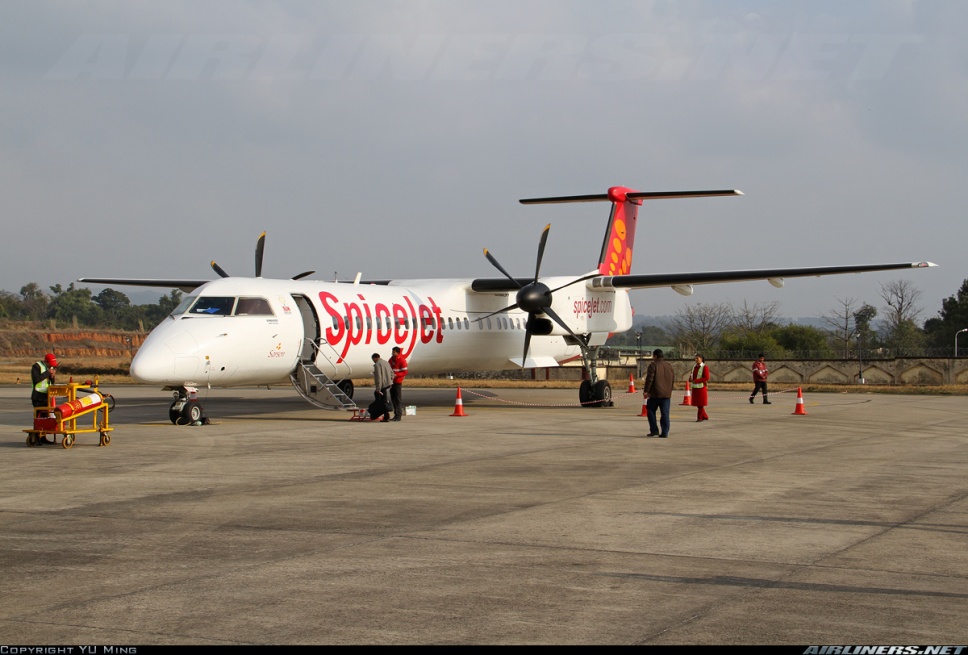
[129,276,631,388]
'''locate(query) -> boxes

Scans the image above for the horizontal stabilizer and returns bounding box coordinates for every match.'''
[520,189,742,204]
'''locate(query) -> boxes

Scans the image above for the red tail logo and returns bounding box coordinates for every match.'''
[597,186,641,276]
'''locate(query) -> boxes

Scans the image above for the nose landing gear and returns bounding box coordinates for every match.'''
[169,386,207,425]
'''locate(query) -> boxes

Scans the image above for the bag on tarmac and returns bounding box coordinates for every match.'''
[368,394,391,419]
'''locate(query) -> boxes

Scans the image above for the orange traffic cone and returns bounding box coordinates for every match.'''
[680,381,692,406]
[792,387,807,415]
[628,374,635,393]
[450,387,467,416]
[638,397,649,417]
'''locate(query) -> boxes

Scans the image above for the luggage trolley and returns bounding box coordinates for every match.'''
[24,378,115,449]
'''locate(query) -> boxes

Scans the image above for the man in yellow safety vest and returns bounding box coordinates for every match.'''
[31,353,59,445]
[31,353,58,408]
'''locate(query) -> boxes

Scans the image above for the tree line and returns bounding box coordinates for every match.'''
[607,278,968,359]
[0,282,182,332]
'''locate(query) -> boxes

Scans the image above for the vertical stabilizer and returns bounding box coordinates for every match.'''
[597,186,641,276]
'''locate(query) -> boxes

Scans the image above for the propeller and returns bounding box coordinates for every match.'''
[209,231,315,280]
[481,224,597,365]
[255,231,265,277]
[211,261,230,278]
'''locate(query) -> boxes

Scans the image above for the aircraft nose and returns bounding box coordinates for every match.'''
[130,329,200,384]
[129,347,173,383]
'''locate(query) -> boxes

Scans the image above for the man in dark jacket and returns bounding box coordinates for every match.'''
[643,349,675,438]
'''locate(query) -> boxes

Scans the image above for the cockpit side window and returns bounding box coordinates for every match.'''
[234,297,273,316]
[188,296,236,315]
[172,295,197,316]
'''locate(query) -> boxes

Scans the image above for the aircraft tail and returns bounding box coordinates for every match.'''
[520,186,743,276]
[596,187,640,276]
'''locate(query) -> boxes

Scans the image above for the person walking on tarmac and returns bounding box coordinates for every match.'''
[643,349,675,438]
[388,346,408,421]
[749,353,771,404]
[691,353,710,421]
[31,353,58,444]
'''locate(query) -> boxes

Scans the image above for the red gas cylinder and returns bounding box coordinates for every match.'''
[54,392,103,420]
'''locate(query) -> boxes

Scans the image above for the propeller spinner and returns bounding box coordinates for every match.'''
[482,224,596,365]
[210,232,315,280]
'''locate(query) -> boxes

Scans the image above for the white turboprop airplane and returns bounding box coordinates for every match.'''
[79,185,935,423]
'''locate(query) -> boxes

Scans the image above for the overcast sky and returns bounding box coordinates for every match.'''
[2,1,964,324]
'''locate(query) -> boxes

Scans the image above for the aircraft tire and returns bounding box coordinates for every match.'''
[338,379,354,399]
[579,380,594,407]
[182,402,203,424]
[592,380,612,408]
[168,403,181,424]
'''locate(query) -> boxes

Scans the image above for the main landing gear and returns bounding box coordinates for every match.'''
[169,386,206,425]
[577,343,613,408]
[337,379,354,399]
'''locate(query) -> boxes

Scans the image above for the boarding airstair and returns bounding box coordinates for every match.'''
[290,361,357,411]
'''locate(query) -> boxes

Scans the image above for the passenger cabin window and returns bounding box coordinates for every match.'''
[188,296,236,316]
[234,297,273,316]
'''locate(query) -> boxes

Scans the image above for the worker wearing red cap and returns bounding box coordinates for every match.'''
[31,353,58,408]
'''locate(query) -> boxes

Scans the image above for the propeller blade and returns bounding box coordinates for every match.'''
[211,261,230,278]
[484,248,521,287]
[548,271,600,294]
[255,231,266,277]
[543,306,583,342]
[522,324,534,365]
[533,224,550,282]
[291,271,315,280]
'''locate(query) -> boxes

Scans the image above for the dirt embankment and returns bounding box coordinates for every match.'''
[0,327,144,383]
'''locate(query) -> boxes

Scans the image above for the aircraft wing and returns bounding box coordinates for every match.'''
[77,278,209,293]
[590,261,937,291]
[471,277,537,292]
